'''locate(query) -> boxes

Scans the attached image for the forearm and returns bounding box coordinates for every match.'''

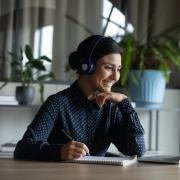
[14,95,62,161]
[112,99,146,157]
[112,121,146,157]
[120,131,146,157]
[14,138,62,161]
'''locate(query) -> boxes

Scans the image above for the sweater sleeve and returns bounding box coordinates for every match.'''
[109,99,146,157]
[14,95,62,161]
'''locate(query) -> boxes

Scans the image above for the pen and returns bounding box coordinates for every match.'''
[61,129,90,156]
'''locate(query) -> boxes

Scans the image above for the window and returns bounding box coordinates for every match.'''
[34,26,54,72]
[102,0,134,42]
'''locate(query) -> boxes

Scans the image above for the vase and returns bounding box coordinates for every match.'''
[128,70,166,109]
[15,86,35,105]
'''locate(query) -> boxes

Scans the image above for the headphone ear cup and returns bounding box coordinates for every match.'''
[81,60,95,74]
[79,36,105,74]
[88,62,95,74]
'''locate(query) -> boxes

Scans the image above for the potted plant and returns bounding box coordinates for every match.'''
[119,25,180,108]
[0,45,55,105]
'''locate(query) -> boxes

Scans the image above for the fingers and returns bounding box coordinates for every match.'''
[95,92,128,108]
[73,141,89,154]
[60,141,90,160]
[88,91,128,108]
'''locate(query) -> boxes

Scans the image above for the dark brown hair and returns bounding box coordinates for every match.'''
[68,35,122,73]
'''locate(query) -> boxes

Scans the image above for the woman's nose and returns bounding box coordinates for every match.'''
[111,70,120,81]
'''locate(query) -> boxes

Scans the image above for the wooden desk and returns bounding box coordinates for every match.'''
[0,158,179,180]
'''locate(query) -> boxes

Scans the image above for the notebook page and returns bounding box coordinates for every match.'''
[64,155,137,166]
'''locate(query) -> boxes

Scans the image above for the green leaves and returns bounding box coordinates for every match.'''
[25,45,33,61]
[37,72,55,81]
[119,34,135,87]
[30,60,46,70]
[9,52,22,66]
[6,44,55,103]
[39,55,52,62]
[119,29,180,87]
[9,44,54,84]
[118,22,180,87]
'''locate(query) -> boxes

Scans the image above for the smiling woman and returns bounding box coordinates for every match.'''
[14,34,146,161]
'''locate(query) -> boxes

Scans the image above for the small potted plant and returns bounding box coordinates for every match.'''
[119,24,180,108]
[0,45,55,105]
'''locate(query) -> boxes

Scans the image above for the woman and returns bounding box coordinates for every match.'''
[14,35,146,161]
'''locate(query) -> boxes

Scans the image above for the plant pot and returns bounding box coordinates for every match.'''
[15,86,35,105]
[128,70,166,109]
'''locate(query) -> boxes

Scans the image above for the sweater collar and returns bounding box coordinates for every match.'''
[70,80,100,109]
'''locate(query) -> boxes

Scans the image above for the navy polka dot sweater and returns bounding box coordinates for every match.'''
[14,81,146,161]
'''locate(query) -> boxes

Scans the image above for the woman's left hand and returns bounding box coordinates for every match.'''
[88,91,127,108]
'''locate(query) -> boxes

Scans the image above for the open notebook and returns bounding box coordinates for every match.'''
[63,155,137,166]
[138,155,180,164]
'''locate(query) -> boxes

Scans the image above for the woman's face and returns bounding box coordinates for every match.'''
[89,53,121,92]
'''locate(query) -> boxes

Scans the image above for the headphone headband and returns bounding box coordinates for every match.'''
[80,36,105,74]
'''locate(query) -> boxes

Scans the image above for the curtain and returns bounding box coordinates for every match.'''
[0,0,56,79]
[52,0,102,82]
[0,0,103,82]
[127,0,180,42]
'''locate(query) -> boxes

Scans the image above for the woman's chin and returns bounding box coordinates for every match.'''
[101,86,112,92]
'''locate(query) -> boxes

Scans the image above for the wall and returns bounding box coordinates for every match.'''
[0,82,179,155]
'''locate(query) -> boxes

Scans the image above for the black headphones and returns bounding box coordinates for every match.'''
[79,36,105,74]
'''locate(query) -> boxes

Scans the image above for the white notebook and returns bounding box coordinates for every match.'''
[138,155,180,164]
[64,155,137,166]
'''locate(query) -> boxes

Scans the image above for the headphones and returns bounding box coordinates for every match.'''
[79,36,105,74]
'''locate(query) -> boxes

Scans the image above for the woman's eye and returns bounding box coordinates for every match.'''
[105,66,113,70]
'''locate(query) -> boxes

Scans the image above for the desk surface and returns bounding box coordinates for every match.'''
[0,158,180,180]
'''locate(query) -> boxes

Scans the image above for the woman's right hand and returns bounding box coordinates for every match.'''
[60,141,90,160]
[88,91,127,108]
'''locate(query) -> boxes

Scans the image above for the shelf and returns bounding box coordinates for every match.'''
[0,104,40,108]
[135,107,180,112]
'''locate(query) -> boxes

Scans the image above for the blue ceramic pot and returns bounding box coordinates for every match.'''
[128,70,166,109]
